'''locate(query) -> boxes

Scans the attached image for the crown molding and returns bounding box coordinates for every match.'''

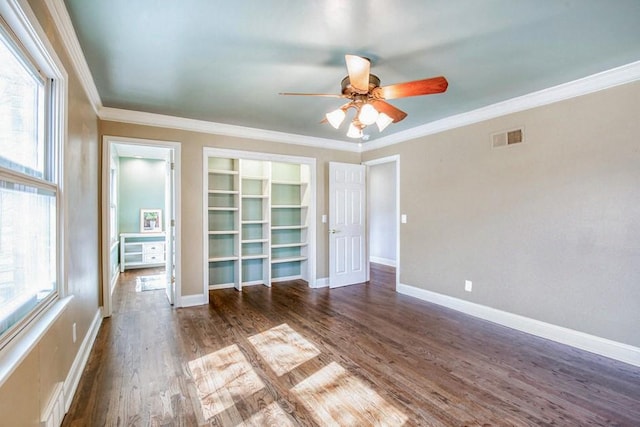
[99,107,360,152]
[44,0,101,113]
[363,60,640,152]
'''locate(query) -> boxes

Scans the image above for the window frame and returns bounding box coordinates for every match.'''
[0,0,67,353]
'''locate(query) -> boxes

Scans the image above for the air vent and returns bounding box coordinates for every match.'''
[492,128,524,148]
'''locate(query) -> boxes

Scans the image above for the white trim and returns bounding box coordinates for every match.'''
[0,296,72,388]
[43,0,102,113]
[101,107,358,152]
[202,153,211,303]
[314,277,329,288]
[364,60,640,152]
[271,275,304,283]
[63,308,102,411]
[109,269,119,297]
[369,256,396,267]
[397,283,640,368]
[180,294,208,308]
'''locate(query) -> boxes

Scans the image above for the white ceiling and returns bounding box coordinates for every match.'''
[63,0,640,145]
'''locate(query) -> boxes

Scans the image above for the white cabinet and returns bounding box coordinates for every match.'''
[120,233,166,272]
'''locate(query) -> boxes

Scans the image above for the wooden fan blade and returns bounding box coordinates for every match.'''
[370,100,407,123]
[345,54,371,93]
[279,92,346,98]
[377,76,448,99]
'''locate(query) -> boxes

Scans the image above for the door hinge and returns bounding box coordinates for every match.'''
[171,162,175,170]
[171,219,175,227]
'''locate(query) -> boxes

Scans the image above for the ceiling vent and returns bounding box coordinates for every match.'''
[492,128,524,148]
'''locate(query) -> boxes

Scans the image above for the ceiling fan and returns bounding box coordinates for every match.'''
[280,54,448,139]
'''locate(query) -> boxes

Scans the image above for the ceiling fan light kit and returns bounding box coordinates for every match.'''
[280,54,448,140]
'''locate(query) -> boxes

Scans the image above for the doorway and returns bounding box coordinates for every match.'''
[101,136,181,317]
[364,155,400,288]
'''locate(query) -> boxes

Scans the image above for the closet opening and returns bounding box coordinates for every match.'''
[203,148,316,299]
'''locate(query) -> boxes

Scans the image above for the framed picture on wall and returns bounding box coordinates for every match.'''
[140,209,162,232]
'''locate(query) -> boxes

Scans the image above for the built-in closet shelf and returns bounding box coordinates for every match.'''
[209,256,239,262]
[209,190,239,195]
[271,243,308,249]
[242,254,268,260]
[271,256,307,264]
[271,204,307,209]
[242,238,268,244]
[271,225,308,230]
[272,180,306,186]
[209,169,239,175]
[208,207,239,211]
[206,154,313,290]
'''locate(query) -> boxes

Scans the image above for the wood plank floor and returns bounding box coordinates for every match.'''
[63,265,640,426]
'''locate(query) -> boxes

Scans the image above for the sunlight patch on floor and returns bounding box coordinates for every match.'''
[135,274,166,292]
[248,323,321,376]
[237,402,296,427]
[188,344,265,420]
[292,361,407,426]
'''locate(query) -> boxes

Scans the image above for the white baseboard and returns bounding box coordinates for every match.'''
[314,277,329,288]
[370,256,396,267]
[64,308,102,411]
[397,283,640,368]
[180,294,208,308]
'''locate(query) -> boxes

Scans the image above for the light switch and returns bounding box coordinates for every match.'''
[321,214,327,223]
[401,214,407,224]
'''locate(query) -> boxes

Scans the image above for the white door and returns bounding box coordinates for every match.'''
[329,162,367,288]
[165,152,175,304]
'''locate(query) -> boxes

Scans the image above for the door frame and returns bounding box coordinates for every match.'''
[101,135,182,316]
[363,155,400,289]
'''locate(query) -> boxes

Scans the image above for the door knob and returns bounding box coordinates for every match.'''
[329,229,341,234]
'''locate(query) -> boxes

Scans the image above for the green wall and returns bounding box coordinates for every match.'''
[118,157,166,233]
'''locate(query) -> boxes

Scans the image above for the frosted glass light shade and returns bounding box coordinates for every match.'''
[358,103,379,125]
[326,108,346,129]
[346,122,363,138]
[376,112,393,132]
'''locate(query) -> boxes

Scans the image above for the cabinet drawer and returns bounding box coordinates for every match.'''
[143,253,165,263]
[143,243,165,254]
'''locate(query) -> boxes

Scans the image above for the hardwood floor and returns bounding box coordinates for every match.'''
[63,265,640,426]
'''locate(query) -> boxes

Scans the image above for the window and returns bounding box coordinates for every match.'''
[0,15,61,348]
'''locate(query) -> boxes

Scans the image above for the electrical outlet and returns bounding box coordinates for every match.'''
[401,214,407,224]
[72,323,77,343]
[465,280,472,292]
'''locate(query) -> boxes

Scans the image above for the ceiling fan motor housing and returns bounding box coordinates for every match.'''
[341,74,381,96]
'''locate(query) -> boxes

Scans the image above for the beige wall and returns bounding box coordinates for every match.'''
[99,121,361,295]
[363,80,640,347]
[0,1,101,425]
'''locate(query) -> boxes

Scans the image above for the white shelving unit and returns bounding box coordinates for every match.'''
[204,151,315,292]
[120,232,166,272]
[206,158,240,289]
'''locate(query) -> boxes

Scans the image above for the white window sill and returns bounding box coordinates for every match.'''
[0,296,73,388]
